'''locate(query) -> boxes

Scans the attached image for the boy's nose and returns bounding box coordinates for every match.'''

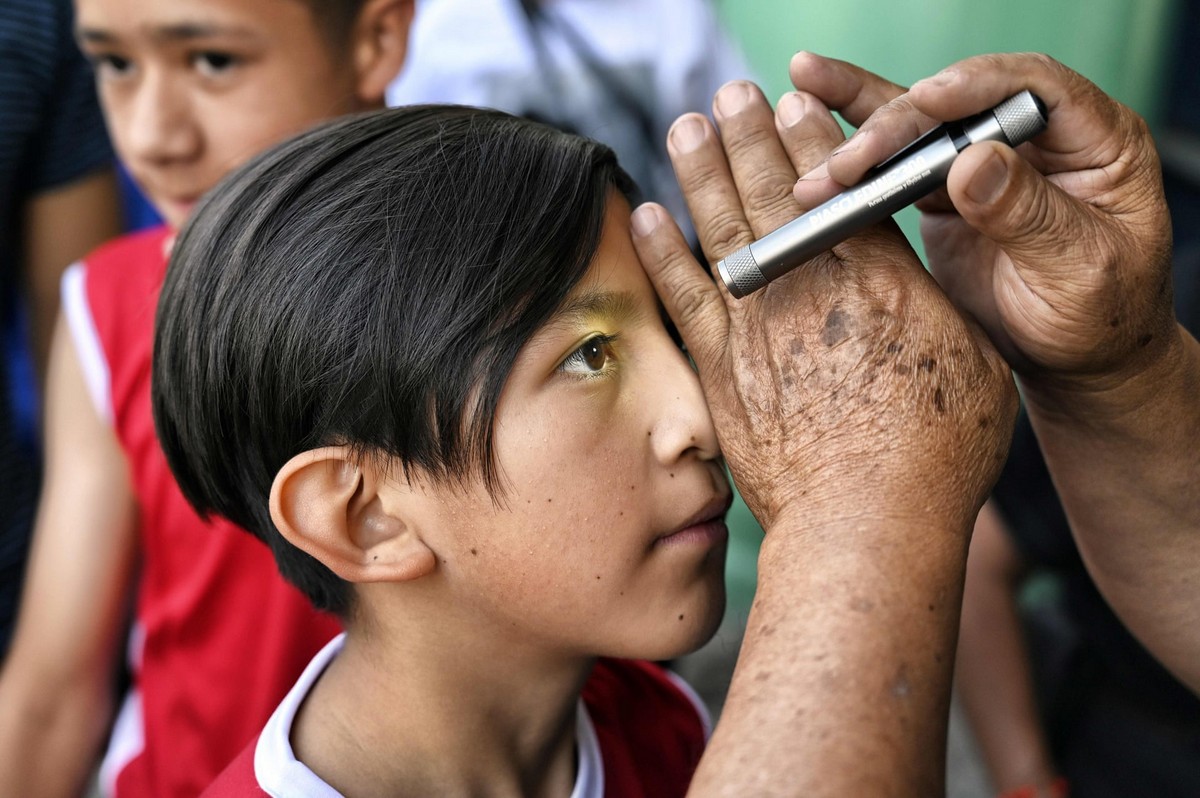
[647,341,720,465]
[124,71,201,165]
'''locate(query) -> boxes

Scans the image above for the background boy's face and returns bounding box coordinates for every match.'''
[408,198,730,662]
[76,0,365,229]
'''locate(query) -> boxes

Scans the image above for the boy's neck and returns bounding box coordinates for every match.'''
[291,616,596,797]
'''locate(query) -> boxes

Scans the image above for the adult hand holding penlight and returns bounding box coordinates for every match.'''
[717,90,1047,298]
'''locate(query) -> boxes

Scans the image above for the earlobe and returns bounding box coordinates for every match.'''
[352,0,416,105]
[271,447,436,584]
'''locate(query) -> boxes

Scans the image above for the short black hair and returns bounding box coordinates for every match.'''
[152,105,634,616]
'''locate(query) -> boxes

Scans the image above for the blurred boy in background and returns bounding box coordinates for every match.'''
[0,0,412,794]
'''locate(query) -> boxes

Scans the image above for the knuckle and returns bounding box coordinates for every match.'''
[740,174,796,224]
[670,280,712,330]
[701,210,752,260]
[677,157,728,199]
[1027,51,1067,77]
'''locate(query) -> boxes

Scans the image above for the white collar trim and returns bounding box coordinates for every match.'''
[254,633,604,798]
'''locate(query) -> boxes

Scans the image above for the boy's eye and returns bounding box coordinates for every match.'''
[559,334,617,376]
[192,51,238,77]
[88,53,134,79]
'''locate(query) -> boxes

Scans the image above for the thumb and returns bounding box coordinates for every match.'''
[629,202,729,376]
[946,140,1100,271]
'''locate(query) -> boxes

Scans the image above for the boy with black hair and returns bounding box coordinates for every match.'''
[0,1,413,795]
[156,104,730,796]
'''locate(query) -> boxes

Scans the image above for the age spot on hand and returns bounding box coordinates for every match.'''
[821,307,851,347]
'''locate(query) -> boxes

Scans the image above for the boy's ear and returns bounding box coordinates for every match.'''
[350,0,416,105]
[270,447,436,584]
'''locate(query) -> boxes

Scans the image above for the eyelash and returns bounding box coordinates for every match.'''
[84,51,240,81]
[558,333,620,379]
[191,51,239,76]
[87,53,134,80]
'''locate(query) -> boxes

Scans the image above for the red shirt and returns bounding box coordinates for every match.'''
[63,227,341,798]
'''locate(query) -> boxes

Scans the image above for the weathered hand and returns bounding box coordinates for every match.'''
[789,52,1175,389]
[631,81,1016,533]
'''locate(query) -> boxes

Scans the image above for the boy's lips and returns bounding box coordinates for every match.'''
[654,491,733,548]
[162,196,199,217]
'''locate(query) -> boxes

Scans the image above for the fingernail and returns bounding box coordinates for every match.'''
[797,161,829,183]
[715,81,752,118]
[965,150,1009,205]
[631,204,661,237]
[669,116,706,153]
[790,50,815,69]
[777,92,809,128]
[830,130,869,160]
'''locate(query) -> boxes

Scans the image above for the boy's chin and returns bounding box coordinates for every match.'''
[630,589,727,663]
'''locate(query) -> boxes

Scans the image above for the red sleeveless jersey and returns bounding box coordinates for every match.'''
[66,227,341,798]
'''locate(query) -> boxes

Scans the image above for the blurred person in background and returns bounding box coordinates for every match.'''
[387,0,754,244]
[0,0,120,658]
[0,1,412,795]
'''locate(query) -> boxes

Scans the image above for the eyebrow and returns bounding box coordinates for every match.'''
[549,289,641,329]
[77,22,261,46]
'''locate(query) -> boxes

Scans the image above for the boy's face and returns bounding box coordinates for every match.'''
[76,0,366,229]
[411,197,730,662]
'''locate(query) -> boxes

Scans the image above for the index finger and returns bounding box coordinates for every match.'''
[906,53,1128,171]
[788,51,909,128]
[630,202,729,378]
[788,52,940,188]
[821,53,1124,187]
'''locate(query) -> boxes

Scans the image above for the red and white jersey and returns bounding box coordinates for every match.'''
[202,634,711,797]
[61,227,342,798]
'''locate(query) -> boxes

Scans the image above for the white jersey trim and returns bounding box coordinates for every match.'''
[97,621,147,797]
[60,262,112,425]
[664,669,713,740]
[254,633,603,798]
[98,687,143,797]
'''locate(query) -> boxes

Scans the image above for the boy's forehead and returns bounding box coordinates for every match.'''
[75,0,309,40]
